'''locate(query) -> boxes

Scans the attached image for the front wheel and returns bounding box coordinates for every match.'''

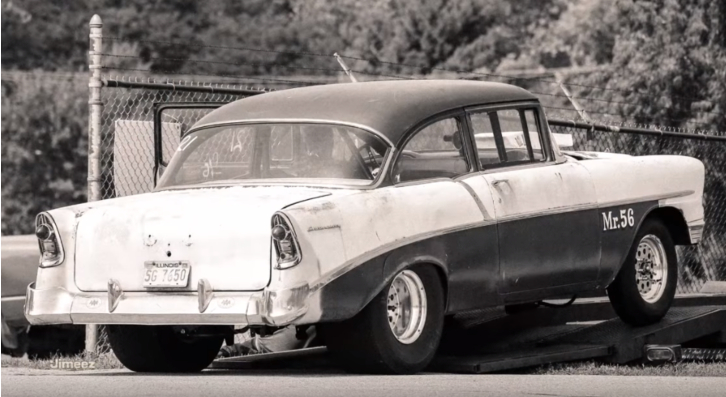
[107,325,223,372]
[320,264,445,374]
[607,218,678,326]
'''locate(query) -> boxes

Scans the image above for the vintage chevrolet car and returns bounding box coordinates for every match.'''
[26,80,705,374]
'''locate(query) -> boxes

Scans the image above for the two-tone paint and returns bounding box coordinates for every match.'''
[25,80,705,328]
[285,154,704,323]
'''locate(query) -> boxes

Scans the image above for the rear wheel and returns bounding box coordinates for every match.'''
[608,218,677,326]
[321,264,445,374]
[107,325,223,372]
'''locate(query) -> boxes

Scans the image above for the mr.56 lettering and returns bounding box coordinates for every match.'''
[602,208,635,231]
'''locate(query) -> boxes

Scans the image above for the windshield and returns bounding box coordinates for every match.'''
[157,123,390,189]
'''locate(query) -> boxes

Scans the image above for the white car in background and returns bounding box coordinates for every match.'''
[2,235,84,358]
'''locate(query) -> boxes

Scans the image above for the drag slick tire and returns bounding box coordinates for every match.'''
[107,325,223,372]
[607,218,678,326]
[321,264,444,374]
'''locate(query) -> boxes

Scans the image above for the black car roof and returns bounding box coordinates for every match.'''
[192,80,538,146]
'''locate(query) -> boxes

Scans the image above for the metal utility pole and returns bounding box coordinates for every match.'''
[86,13,104,354]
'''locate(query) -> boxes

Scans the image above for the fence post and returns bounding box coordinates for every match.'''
[86,13,104,354]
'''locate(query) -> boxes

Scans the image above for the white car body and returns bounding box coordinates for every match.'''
[26,80,705,331]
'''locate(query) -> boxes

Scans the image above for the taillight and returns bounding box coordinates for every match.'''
[271,213,301,269]
[35,213,64,267]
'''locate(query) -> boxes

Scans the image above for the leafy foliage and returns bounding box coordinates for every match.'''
[1,74,89,234]
[518,0,725,132]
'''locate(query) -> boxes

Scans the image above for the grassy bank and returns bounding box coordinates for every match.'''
[531,360,726,377]
[1,352,124,371]
[3,352,725,376]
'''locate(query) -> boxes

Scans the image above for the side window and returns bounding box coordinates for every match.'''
[393,116,471,183]
[497,109,531,162]
[470,107,548,168]
[470,112,500,166]
[523,109,546,160]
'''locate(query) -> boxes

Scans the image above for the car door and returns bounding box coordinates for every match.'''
[466,105,601,300]
[391,112,502,310]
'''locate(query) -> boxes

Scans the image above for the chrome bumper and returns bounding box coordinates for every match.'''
[24,282,310,326]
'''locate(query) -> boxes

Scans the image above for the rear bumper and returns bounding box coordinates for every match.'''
[25,282,310,326]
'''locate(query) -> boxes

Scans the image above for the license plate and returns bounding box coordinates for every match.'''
[143,261,190,288]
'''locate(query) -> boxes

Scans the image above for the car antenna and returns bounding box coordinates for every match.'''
[555,71,589,123]
[334,53,358,83]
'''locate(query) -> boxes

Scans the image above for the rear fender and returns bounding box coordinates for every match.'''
[313,246,449,323]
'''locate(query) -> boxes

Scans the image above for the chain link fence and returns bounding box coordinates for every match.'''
[98,79,256,199]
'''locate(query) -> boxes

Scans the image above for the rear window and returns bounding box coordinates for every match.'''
[158,123,389,188]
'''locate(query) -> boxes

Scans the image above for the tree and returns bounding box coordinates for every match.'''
[1,74,89,234]
[512,0,726,133]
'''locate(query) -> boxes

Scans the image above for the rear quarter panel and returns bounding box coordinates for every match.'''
[280,180,494,323]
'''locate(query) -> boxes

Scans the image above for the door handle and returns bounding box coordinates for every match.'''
[491,179,509,187]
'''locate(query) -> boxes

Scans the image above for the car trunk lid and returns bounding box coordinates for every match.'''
[74,186,329,292]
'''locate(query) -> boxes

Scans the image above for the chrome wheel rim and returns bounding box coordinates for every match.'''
[387,270,427,344]
[635,235,668,303]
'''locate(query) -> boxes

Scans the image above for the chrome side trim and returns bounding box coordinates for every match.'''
[393,177,452,188]
[493,191,695,223]
[605,190,695,208]
[452,158,570,180]
[497,202,599,223]
[307,225,341,232]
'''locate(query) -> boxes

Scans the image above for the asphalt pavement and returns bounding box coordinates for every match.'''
[3,367,726,397]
